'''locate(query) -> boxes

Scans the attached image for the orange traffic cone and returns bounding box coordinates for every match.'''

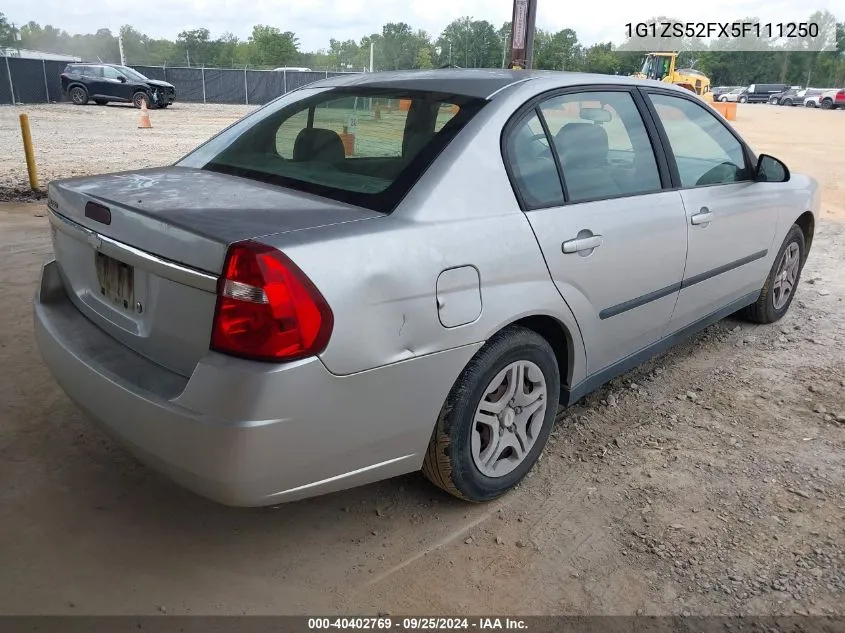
[138,100,152,129]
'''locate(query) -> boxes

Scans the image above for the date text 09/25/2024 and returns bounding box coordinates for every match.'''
[625,21,822,39]
[307,618,528,630]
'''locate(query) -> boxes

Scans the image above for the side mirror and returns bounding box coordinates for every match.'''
[117,75,126,83]
[755,154,790,183]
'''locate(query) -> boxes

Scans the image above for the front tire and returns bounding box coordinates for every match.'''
[69,86,88,105]
[132,91,150,109]
[821,99,833,110]
[422,326,560,502]
[740,224,806,324]
[739,96,748,103]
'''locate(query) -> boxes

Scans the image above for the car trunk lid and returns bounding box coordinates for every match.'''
[47,166,382,377]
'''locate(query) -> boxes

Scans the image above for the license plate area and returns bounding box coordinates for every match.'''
[95,252,134,310]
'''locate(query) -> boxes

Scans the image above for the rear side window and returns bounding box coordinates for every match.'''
[505,90,662,208]
[181,88,485,213]
[505,111,565,208]
[82,66,103,78]
[540,91,662,203]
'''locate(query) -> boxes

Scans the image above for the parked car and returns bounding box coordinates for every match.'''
[712,86,740,99]
[820,89,845,109]
[718,87,748,103]
[60,63,176,108]
[35,70,819,507]
[768,87,806,106]
[743,83,791,103]
[802,88,833,107]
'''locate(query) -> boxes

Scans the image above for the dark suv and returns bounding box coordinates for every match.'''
[768,87,804,106]
[61,63,176,108]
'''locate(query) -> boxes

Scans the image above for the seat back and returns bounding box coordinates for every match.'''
[293,128,345,163]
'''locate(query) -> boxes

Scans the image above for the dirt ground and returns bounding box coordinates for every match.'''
[0,102,843,616]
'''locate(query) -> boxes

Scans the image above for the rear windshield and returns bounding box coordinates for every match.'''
[177,87,486,213]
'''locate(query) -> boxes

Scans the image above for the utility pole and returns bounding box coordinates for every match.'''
[507,0,538,69]
[118,34,126,66]
[369,42,374,72]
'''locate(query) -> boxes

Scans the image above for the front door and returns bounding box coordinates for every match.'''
[505,88,688,376]
[101,66,133,101]
[643,91,781,332]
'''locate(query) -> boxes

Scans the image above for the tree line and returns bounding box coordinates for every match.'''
[1,11,843,88]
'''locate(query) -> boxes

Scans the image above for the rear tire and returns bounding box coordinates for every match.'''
[69,86,88,105]
[740,224,806,325]
[132,91,149,109]
[422,326,560,502]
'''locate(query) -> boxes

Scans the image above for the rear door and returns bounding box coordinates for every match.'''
[505,87,688,376]
[642,89,781,333]
[82,66,106,97]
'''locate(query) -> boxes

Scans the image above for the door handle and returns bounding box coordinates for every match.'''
[691,208,714,226]
[562,234,603,254]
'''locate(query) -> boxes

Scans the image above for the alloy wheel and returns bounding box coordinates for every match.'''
[772,242,801,310]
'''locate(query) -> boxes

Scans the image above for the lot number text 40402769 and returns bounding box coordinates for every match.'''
[307,617,529,630]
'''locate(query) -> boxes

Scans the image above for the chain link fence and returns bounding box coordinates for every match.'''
[0,56,361,106]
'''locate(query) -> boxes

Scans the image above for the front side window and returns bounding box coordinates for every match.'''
[648,93,749,187]
[178,88,484,212]
[118,66,149,82]
[102,66,124,80]
[540,91,663,203]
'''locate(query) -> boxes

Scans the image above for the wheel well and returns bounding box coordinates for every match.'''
[511,315,574,399]
[795,211,814,261]
[67,83,87,93]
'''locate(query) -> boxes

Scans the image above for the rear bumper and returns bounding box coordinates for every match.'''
[34,259,479,506]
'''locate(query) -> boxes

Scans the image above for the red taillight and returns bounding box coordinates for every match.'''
[210,241,333,362]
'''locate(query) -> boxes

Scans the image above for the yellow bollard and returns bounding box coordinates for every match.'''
[19,114,40,191]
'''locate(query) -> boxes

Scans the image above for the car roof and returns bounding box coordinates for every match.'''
[303,69,679,100]
[69,62,126,67]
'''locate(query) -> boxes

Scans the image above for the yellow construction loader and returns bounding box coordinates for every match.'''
[631,52,714,102]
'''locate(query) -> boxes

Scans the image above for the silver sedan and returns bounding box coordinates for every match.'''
[34,70,820,506]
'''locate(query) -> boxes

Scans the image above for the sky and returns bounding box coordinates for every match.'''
[3,0,843,51]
